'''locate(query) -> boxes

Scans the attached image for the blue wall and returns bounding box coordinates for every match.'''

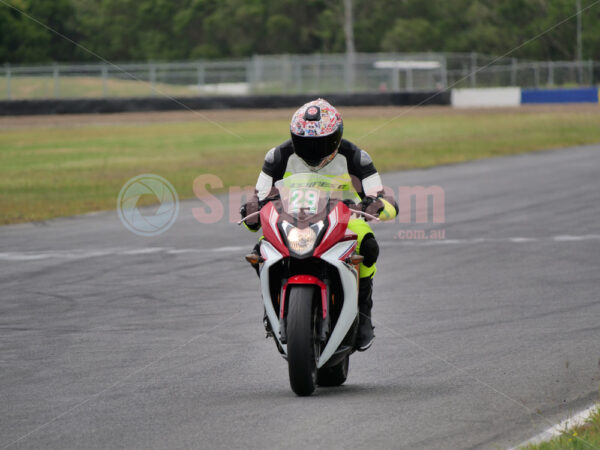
[521,87,599,104]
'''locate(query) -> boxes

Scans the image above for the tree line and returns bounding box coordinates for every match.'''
[1,0,599,63]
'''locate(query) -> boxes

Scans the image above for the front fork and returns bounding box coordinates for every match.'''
[279,278,330,345]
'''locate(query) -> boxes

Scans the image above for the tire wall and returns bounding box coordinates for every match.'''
[0,91,450,116]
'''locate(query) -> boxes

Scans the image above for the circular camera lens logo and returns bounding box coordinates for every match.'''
[117,174,179,236]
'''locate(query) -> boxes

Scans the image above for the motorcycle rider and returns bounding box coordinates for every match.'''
[241,98,398,351]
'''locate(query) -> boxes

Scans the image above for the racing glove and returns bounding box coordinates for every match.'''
[360,196,385,220]
[240,198,261,231]
[240,188,282,231]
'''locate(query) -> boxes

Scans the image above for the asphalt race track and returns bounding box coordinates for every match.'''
[1,145,600,449]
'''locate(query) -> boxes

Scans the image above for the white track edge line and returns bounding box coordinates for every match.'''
[509,404,598,449]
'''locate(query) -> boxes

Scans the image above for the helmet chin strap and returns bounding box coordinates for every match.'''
[308,149,339,171]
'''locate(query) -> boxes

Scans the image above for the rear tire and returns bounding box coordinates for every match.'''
[317,355,349,387]
[286,285,318,396]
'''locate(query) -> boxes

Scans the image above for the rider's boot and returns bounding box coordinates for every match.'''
[249,241,272,338]
[263,308,273,338]
[356,276,375,351]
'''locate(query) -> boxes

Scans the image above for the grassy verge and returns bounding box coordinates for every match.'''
[1,76,196,100]
[1,106,600,224]
[524,407,600,449]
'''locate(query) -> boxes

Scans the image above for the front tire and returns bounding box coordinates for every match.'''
[286,285,318,396]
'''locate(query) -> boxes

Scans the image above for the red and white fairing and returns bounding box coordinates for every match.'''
[258,202,359,368]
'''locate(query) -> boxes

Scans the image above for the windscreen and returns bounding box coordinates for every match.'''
[274,173,359,217]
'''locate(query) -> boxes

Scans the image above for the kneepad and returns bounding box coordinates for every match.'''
[360,234,379,267]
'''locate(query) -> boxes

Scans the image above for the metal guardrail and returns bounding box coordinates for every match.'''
[1,53,598,100]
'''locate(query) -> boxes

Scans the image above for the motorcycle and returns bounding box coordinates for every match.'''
[240,173,378,396]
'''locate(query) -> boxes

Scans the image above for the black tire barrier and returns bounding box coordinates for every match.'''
[0,91,450,116]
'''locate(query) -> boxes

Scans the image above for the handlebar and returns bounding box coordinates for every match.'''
[349,208,381,222]
[237,211,260,225]
[238,202,380,225]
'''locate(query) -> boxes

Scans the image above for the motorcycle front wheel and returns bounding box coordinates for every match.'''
[286,285,319,396]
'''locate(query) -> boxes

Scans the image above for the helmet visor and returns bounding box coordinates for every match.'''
[290,129,343,167]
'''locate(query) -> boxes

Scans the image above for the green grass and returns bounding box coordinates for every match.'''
[1,76,378,99]
[1,76,196,99]
[1,107,600,224]
[523,407,600,449]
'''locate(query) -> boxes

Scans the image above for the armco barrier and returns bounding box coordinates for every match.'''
[521,87,599,104]
[0,91,450,116]
[451,87,521,108]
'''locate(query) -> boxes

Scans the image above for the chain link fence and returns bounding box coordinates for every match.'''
[1,53,598,100]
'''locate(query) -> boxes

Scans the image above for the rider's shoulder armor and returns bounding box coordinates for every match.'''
[261,140,295,181]
[261,139,377,183]
[337,139,378,181]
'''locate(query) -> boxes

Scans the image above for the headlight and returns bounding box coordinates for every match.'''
[286,226,317,255]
